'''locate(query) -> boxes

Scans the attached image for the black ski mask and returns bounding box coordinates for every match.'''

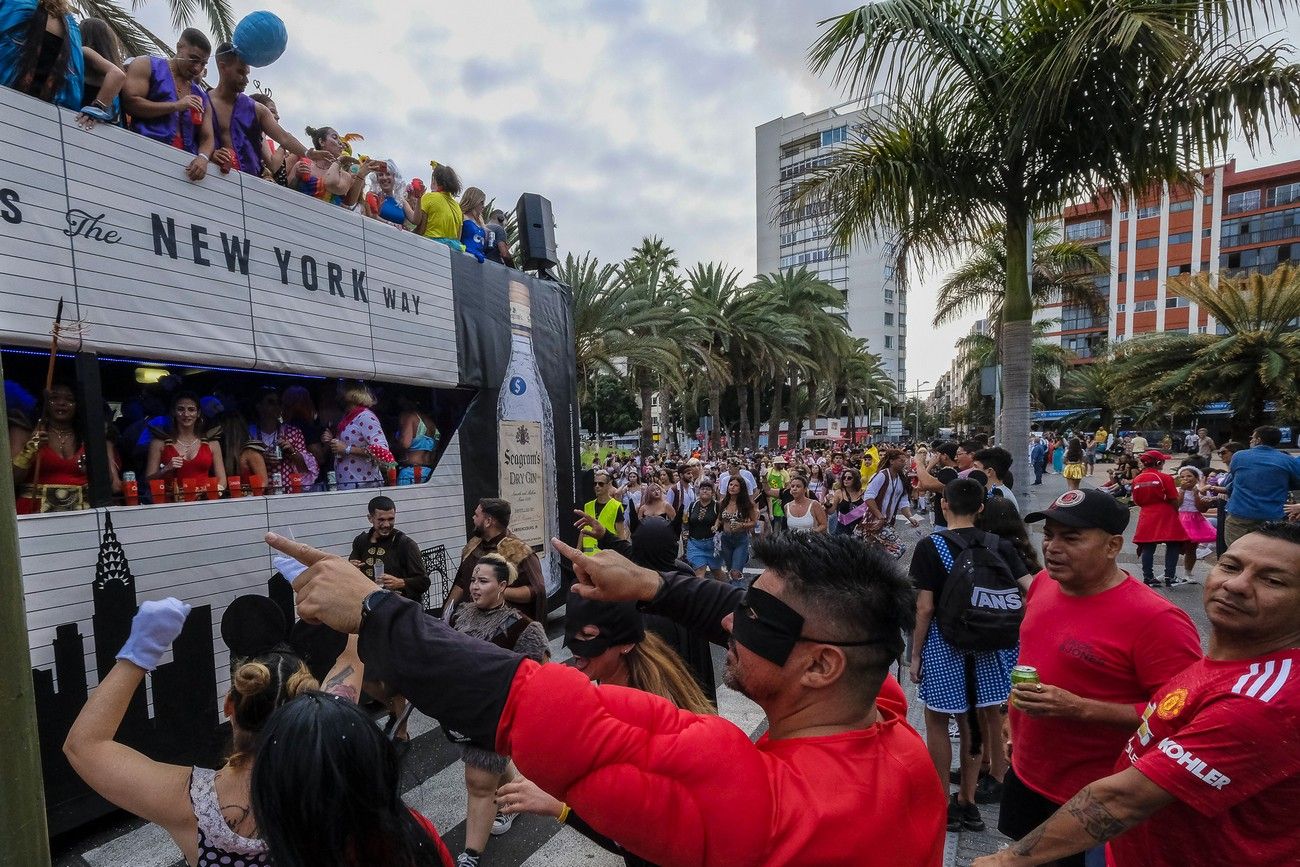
[565,594,645,658]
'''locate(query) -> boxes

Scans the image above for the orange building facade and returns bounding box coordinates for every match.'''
[1045,158,1300,361]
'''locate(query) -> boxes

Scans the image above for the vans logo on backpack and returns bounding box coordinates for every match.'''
[971,587,1023,611]
[932,530,1025,652]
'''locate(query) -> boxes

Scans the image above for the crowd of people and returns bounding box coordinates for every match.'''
[582,438,1025,579]
[59,471,1299,866]
[1,4,518,264]
[6,373,445,513]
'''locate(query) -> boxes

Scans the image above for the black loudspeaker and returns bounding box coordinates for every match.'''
[516,193,557,271]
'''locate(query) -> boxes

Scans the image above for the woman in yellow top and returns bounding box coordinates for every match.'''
[415,161,465,250]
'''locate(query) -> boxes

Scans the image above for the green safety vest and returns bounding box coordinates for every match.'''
[583,498,622,553]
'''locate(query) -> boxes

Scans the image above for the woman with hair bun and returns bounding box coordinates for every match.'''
[63,597,349,867]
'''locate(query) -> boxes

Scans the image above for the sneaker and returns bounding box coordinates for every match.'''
[491,810,516,836]
[1196,544,1214,560]
[1166,576,1192,588]
[960,799,986,832]
[974,774,1004,804]
[946,794,962,832]
[457,854,480,867]
[1143,576,1162,587]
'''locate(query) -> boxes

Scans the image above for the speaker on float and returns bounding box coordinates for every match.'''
[515,193,558,271]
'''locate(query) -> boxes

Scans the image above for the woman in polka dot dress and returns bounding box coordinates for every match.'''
[323,383,396,489]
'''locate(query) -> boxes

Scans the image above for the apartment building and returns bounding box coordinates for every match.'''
[755,98,908,397]
[1044,158,1300,361]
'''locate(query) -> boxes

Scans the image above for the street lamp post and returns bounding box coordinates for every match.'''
[913,378,931,439]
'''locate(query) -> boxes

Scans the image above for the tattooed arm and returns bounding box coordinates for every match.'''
[971,768,1176,866]
[321,634,365,703]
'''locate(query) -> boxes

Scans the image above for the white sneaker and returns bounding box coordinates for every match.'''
[491,810,516,836]
[457,853,480,867]
[1196,544,1214,560]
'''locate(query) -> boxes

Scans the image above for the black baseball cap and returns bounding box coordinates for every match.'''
[1024,489,1130,535]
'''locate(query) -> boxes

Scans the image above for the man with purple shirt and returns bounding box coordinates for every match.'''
[122,28,215,182]
[209,43,308,179]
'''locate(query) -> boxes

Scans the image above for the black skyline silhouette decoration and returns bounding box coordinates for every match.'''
[31,513,220,836]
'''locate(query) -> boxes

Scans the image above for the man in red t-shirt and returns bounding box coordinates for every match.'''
[973,522,1300,866]
[998,490,1202,867]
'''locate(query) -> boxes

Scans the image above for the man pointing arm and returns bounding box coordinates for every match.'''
[269,530,945,867]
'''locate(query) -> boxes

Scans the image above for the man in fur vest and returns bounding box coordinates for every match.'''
[445,497,546,623]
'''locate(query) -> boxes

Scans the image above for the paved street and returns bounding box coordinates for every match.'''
[54,460,1216,867]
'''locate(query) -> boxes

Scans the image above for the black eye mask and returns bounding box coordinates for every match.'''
[731,586,891,667]
[565,595,645,659]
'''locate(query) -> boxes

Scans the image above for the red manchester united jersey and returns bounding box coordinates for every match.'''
[1108,649,1300,866]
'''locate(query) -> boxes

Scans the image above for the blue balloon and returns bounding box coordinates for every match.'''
[232,11,288,67]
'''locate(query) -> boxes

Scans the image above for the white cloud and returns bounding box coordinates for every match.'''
[120,2,1300,393]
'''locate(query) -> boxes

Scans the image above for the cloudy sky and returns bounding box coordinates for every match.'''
[129,1,1300,391]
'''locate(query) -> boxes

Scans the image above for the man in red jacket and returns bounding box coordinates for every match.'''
[271,529,947,867]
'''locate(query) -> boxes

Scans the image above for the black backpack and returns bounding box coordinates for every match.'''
[931,531,1024,652]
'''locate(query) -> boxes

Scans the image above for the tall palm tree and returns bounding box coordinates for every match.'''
[1057,356,1145,433]
[1112,265,1300,437]
[802,0,1300,505]
[685,263,791,451]
[956,321,1073,418]
[619,239,692,453]
[829,339,896,442]
[935,224,1107,332]
[751,268,844,448]
[561,251,677,395]
[74,0,235,58]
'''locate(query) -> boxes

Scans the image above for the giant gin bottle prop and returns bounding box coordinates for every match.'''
[498,280,560,595]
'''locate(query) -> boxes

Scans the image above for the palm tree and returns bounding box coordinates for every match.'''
[1111,265,1300,437]
[802,0,1300,505]
[934,224,1107,332]
[829,340,896,442]
[619,239,692,453]
[750,268,844,447]
[73,0,235,58]
[1057,356,1145,433]
[956,321,1073,421]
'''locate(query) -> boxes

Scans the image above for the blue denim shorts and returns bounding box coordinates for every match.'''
[685,537,721,569]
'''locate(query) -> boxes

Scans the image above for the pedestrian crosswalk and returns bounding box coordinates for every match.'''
[64,625,764,867]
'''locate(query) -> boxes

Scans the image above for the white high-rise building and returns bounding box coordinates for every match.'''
[756,98,907,398]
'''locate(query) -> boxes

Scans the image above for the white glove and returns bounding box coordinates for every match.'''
[273,553,309,583]
[116,598,192,671]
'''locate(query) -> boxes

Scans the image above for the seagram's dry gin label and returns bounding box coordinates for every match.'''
[497,280,559,594]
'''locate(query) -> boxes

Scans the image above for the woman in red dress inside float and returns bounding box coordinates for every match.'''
[146,391,227,500]
[10,382,122,513]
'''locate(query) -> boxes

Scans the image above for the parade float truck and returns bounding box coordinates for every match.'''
[0,84,580,835]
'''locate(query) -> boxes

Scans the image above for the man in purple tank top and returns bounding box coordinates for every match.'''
[209,43,310,179]
[122,28,215,182]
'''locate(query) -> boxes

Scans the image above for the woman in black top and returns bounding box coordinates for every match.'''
[684,480,721,579]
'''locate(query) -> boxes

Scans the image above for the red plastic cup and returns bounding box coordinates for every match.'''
[123,480,139,506]
[149,478,167,504]
[206,478,220,500]
[288,474,303,494]
[249,475,265,497]
[228,476,242,498]
[385,467,397,487]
